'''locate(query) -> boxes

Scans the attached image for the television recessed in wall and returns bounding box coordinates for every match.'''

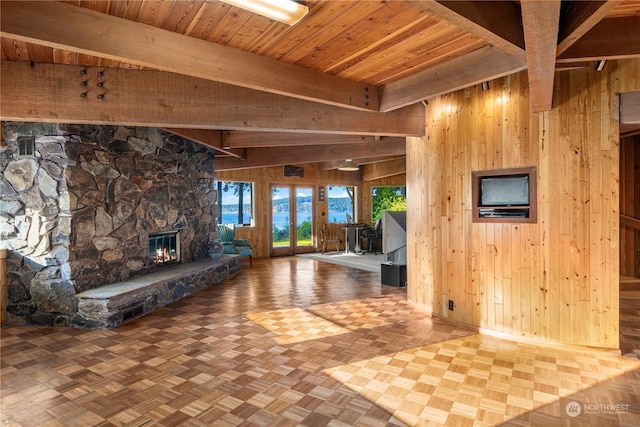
[480,174,529,207]
[472,167,537,223]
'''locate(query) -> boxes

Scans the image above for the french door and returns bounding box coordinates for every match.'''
[270,185,315,256]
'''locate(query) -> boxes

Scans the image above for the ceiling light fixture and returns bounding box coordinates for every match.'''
[338,159,359,172]
[220,0,309,25]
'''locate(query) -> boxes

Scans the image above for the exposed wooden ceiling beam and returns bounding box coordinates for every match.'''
[319,155,404,171]
[556,1,619,56]
[0,0,378,112]
[521,0,561,113]
[411,1,525,59]
[555,61,591,72]
[557,17,640,63]
[348,155,404,166]
[379,45,526,111]
[621,128,640,138]
[221,132,381,149]
[162,128,243,158]
[216,138,406,171]
[0,62,425,136]
[362,158,407,181]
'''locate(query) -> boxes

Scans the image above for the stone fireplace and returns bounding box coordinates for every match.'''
[1,123,239,328]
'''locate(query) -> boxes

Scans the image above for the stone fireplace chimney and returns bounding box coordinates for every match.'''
[0,123,219,327]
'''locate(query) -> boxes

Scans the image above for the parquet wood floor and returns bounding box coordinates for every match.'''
[2,258,639,426]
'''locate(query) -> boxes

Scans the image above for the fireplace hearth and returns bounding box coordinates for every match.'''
[149,231,180,267]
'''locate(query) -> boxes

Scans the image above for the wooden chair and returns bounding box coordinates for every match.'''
[320,222,342,254]
[217,223,253,265]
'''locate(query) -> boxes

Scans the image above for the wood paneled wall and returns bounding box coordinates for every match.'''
[407,59,640,349]
[216,164,391,258]
[620,134,640,277]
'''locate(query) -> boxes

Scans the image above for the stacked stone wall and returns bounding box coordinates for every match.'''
[0,123,219,327]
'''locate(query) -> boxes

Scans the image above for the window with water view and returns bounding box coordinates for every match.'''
[327,185,354,223]
[217,181,254,226]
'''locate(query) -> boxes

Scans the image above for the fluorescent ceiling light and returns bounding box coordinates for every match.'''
[338,159,359,172]
[220,0,309,26]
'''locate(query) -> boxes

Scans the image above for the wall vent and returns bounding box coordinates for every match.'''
[121,302,144,322]
[18,136,35,156]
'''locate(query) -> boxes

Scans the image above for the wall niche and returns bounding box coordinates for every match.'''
[471,166,537,223]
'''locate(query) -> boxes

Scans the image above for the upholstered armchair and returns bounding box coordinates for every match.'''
[217,223,253,265]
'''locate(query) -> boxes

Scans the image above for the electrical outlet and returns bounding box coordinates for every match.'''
[448,300,454,311]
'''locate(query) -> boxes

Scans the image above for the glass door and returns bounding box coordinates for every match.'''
[294,187,314,253]
[271,185,315,256]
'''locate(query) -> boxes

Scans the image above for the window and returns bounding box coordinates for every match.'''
[371,186,406,221]
[217,181,254,226]
[471,167,537,223]
[327,185,354,223]
[18,136,35,156]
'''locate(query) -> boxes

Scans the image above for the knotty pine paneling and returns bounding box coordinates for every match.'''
[620,134,640,277]
[407,59,640,349]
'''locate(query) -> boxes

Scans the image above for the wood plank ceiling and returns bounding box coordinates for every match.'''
[1,0,640,173]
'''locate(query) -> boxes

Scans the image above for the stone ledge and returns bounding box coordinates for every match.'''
[75,256,241,329]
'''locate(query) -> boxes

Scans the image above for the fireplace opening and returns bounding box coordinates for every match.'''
[148,231,180,267]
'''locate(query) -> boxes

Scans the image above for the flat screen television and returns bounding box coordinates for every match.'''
[479,174,529,206]
[472,166,537,223]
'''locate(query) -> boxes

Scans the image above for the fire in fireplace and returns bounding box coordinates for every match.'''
[148,231,180,267]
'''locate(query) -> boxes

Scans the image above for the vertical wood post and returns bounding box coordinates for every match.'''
[0,249,7,324]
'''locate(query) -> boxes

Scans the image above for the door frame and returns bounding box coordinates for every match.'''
[270,184,316,257]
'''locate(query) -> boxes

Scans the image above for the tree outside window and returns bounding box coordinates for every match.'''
[371,186,406,221]
[217,181,254,226]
